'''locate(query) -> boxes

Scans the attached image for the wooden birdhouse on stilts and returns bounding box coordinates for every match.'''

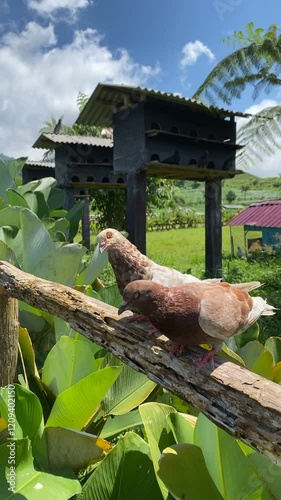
[76,83,248,277]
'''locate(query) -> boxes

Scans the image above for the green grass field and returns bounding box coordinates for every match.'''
[146,226,261,277]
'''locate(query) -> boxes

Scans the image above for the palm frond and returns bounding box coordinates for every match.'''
[237,106,281,169]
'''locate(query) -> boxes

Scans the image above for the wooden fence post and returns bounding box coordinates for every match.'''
[0,290,18,387]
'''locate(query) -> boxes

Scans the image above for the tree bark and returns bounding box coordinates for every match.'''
[0,261,281,465]
[0,288,18,387]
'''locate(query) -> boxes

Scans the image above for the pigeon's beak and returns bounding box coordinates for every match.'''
[118,300,129,315]
[99,241,107,254]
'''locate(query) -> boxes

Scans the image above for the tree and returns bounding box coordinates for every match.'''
[193,23,281,169]
[241,185,250,200]
[226,190,236,204]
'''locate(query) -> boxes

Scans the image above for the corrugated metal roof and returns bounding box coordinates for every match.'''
[33,133,113,150]
[25,160,55,168]
[76,83,251,127]
[227,200,281,228]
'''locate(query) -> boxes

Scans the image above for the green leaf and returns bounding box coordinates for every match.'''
[77,432,162,500]
[234,322,260,349]
[46,366,122,429]
[77,242,108,286]
[100,409,143,440]
[194,413,270,499]
[139,403,177,499]
[0,206,21,227]
[239,441,281,499]
[158,444,223,500]
[265,337,281,364]
[0,161,15,201]
[45,427,111,469]
[0,438,81,499]
[238,341,274,379]
[102,364,156,415]
[42,336,97,396]
[0,384,47,468]
[66,199,84,241]
[6,189,29,208]
[167,412,195,444]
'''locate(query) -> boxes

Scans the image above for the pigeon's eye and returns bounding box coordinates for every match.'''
[133,291,140,300]
[107,231,112,239]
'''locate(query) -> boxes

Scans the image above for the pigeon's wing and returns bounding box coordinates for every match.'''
[150,263,201,286]
[231,281,261,292]
[198,285,250,340]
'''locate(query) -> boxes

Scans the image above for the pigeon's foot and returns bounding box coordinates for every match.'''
[169,342,187,355]
[193,348,217,371]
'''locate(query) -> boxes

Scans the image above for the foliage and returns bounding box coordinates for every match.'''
[225,190,236,204]
[193,22,281,170]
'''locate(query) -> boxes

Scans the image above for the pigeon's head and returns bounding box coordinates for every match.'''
[97,228,125,254]
[118,280,161,315]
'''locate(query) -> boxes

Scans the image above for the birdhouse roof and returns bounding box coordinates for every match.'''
[33,133,113,150]
[24,160,55,168]
[76,83,251,127]
[227,199,281,228]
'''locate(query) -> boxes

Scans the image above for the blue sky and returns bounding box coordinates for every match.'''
[1,0,281,175]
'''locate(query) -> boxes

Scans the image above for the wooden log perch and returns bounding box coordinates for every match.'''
[0,289,18,386]
[0,261,281,465]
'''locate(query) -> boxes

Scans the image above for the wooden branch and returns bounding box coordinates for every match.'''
[0,289,18,386]
[0,261,281,465]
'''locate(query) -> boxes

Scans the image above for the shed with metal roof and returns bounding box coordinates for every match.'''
[227,200,281,252]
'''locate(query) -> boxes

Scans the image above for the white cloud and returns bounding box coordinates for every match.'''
[180,40,215,68]
[0,22,160,159]
[27,0,90,18]
[238,99,281,178]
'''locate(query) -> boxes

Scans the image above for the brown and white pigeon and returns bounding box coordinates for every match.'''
[97,228,261,294]
[118,280,276,369]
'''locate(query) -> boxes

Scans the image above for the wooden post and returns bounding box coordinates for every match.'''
[205,180,222,278]
[126,170,147,254]
[0,290,18,387]
[230,226,234,258]
[82,192,90,249]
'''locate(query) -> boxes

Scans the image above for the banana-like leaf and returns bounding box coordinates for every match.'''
[77,242,108,286]
[0,384,47,469]
[42,336,97,396]
[264,337,281,364]
[139,403,177,499]
[100,409,143,440]
[237,341,274,379]
[45,427,111,469]
[77,432,162,500]
[46,366,122,430]
[0,438,81,499]
[0,161,15,201]
[194,413,275,499]
[6,188,29,208]
[158,444,223,500]
[167,412,195,444]
[102,364,156,415]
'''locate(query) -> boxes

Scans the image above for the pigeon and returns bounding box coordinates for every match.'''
[161,150,181,165]
[97,228,261,295]
[118,280,276,369]
[53,118,62,134]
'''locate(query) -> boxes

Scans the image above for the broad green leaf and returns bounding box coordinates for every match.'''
[77,242,108,286]
[167,412,195,444]
[77,432,162,500]
[20,208,86,284]
[273,362,281,383]
[265,337,281,364]
[158,444,223,500]
[34,190,50,219]
[0,384,47,468]
[6,188,29,208]
[0,161,15,201]
[239,441,281,498]
[45,427,111,469]
[42,336,97,395]
[0,438,81,499]
[19,326,39,377]
[66,199,84,241]
[234,322,260,349]
[0,206,21,227]
[139,403,177,499]
[0,241,10,260]
[46,186,65,211]
[102,364,156,415]
[7,157,26,179]
[100,409,143,439]
[238,341,274,379]
[46,366,122,429]
[194,413,269,499]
